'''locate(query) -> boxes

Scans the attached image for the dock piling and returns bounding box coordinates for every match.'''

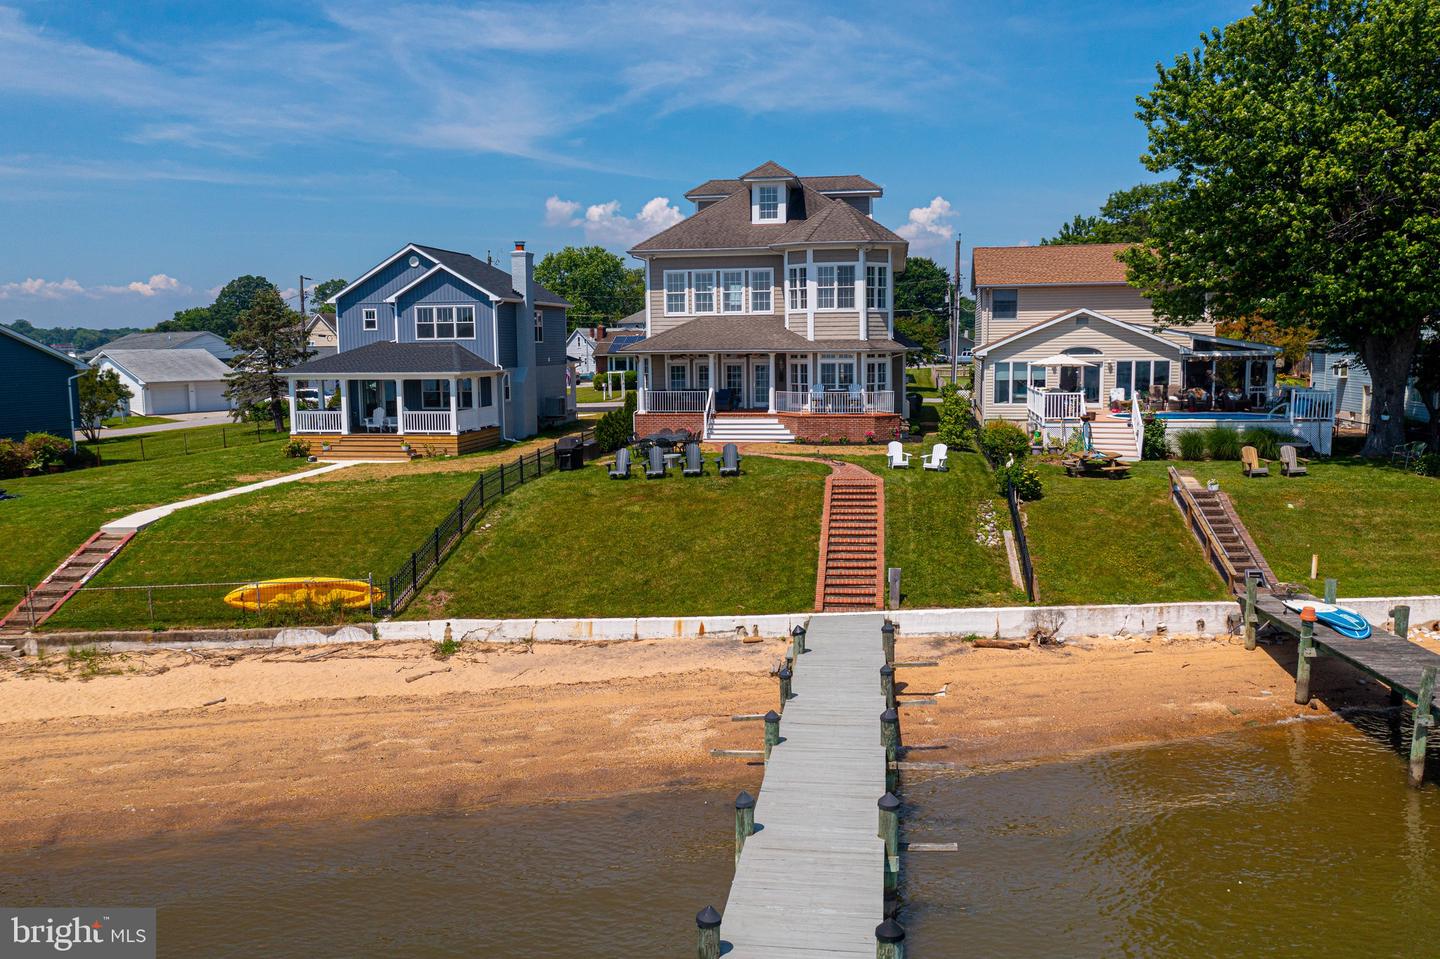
[881,621,896,665]
[1393,605,1411,640]
[791,624,807,659]
[1243,575,1259,651]
[875,918,906,959]
[734,791,755,866]
[1409,665,1436,788]
[880,665,896,711]
[778,665,793,708]
[1323,578,1337,604]
[881,707,900,790]
[763,710,781,762]
[878,792,900,893]
[1295,607,1316,705]
[696,906,722,959]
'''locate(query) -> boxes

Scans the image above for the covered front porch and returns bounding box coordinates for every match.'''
[636,351,900,417]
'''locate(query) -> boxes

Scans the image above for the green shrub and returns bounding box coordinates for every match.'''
[1416,452,1440,478]
[0,438,26,478]
[1142,416,1170,460]
[980,420,1030,463]
[596,370,638,392]
[935,384,973,450]
[23,432,70,470]
[595,392,637,451]
[1203,426,1242,460]
[1239,427,1282,460]
[66,444,99,469]
[283,439,311,458]
[1176,429,1208,460]
[995,460,1043,501]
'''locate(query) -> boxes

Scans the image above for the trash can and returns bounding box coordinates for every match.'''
[557,437,585,471]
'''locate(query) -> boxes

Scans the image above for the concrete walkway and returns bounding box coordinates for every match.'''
[97,410,235,437]
[101,462,355,533]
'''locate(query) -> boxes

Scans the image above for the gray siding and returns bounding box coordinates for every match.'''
[0,334,78,441]
[336,251,440,349]
[1310,349,1430,423]
[535,306,567,366]
[394,272,498,364]
[497,302,518,368]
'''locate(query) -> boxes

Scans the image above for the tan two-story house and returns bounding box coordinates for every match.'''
[622,161,912,443]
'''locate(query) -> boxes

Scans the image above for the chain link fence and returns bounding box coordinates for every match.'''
[38,578,381,633]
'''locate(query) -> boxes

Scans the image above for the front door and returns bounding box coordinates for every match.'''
[1059,366,1080,393]
[725,363,744,406]
[752,359,771,409]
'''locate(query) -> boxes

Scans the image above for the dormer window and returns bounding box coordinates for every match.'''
[758,185,779,220]
[751,183,785,224]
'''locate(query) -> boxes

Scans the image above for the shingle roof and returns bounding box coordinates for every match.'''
[685,174,881,199]
[632,185,904,254]
[82,330,223,359]
[740,161,797,180]
[618,317,812,353]
[282,341,500,376]
[97,348,233,383]
[412,244,571,307]
[971,243,1134,288]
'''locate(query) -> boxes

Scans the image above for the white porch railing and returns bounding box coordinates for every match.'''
[402,410,454,434]
[643,390,709,413]
[293,409,343,433]
[773,390,896,414]
[1288,388,1336,420]
[1026,390,1086,422]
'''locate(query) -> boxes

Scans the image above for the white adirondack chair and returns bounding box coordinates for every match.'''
[368,406,387,433]
[922,443,948,471]
[887,441,911,469]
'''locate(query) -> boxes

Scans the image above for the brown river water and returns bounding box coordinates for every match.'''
[5,715,1439,957]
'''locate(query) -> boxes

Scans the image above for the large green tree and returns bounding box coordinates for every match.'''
[155,306,218,335]
[1121,0,1440,456]
[534,246,644,331]
[1042,181,1178,245]
[893,257,970,359]
[224,288,312,432]
[75,367,133,442]
[311,278,347,314]
[4,320,140,353]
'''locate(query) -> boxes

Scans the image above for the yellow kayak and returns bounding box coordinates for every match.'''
[223,577,383,612]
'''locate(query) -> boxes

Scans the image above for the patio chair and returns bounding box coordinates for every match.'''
[1279,445,1308,477]
[1390,440,1426,468]
[718,443,741,477]
[608,446,632,480]
[645,444,667,479]
[921,443,948,471]
[1241,446,1270,477]
[683,441,705,477]
[887,441,912,469]
[368,406,386,433]
[810,384,826,413]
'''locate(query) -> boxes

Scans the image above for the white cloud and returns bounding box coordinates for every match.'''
[545,195,684,248]
[0,273,189,300]
[898,197,957,252]
[96,273,186,297]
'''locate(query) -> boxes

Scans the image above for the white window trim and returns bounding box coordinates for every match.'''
[749,268,773,314]
[757,185,779,221]
[414,304,477,341]
[720,270,746,314]
[362,307,378,331]
[692,270,717,314]
[865,265,889,311]
[663,270,689,316]
[534,308,544,343]
[815,263,859,312]
[787,266,808,311]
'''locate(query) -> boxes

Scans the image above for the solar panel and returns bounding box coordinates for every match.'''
[611,335,645,349]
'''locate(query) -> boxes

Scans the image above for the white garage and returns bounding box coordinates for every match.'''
[92,348,235,416]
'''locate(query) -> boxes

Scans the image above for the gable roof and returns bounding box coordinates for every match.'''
[971,243,1134,288]
[972,308,1183,358]
[306,313,336,335]
[632,184,905,254]
[0,324,87,369]
[94,348,233,383]
[326,243,571,308]
[685,174,881,200]
[740,160,796,180]
[80,329,226,359]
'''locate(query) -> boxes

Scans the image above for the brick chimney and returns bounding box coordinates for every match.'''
[509,240,538,437]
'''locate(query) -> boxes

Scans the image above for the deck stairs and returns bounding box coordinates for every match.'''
[1173,471,1277,591]
[815,464,885,611]
[1088,415,1141,462]
[0,529,135,637]
[708,414,796,444]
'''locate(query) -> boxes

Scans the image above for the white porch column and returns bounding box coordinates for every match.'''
[287,378,298,433]
[449,376,459,434]
[338,379,350,435]
[857,247,868,339]
[394,378,405,434]
[805,248,816,339]
[767,352,776,413]
[638,359,648,413]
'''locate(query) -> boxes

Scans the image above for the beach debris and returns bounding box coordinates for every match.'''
[975,638,1029,650]
[201,697,226,707]
[404,666,452,684]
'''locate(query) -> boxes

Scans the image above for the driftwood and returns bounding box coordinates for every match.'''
[974,638,1030,650]
[201,696,226,707]
[404,666,452,684]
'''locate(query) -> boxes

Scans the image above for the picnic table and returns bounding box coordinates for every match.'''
[1061,451,1131,479]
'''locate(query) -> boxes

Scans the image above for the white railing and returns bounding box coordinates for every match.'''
[773,390,896,414]
[1026,390,1086,421]
[1288,388,1336,421]
[402,410,454,434]
[1130,393,1145,458]
[643,390,709,413]
[293,409,343,433]
[704,389,716,438]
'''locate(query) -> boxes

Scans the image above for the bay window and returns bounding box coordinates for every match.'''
[415,305,475,340]
[836,265,856,309]
[865,356,889,392]
[817,264,856,310]
[866,265,888,310]
[788,267,807,310]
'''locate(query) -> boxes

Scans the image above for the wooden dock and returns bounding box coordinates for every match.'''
[720,613,889,957]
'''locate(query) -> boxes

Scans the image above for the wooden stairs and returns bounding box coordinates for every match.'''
[815,464,885,612]
[0,529,135,639]
[1170,469,1277,592]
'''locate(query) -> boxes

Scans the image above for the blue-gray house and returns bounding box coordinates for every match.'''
[282,242,572,458]
[0,324,87,444]
[1309,343,1433,431]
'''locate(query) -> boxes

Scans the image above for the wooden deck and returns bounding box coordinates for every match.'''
[295,428,500,460]
[721,613,888,957]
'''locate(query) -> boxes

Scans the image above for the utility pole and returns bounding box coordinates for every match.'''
[298,275,311,318]
[950,234,962,382]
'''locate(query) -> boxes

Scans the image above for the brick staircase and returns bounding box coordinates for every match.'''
[815,464,885,611]
[0,529,135,638]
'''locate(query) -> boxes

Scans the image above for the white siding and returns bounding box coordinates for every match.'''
[977,283,1215,347]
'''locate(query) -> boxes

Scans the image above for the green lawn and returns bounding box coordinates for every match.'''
[82,421,284,464]
[576,384,625,404]
[848,450,1023,609]
[100,414,176,428]
[1174,457,1440,596]
[1022,461,1231,605]
[412,455,829,619]
[0,427,303,590]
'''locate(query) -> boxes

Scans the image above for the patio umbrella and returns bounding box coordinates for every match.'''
[1031,353,1099,367]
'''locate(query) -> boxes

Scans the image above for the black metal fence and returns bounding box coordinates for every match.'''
[383,427,593,614]
[971,406,1038,602]
[81,422,287,464]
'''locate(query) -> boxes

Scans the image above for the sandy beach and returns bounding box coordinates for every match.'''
[0,629,1398,851]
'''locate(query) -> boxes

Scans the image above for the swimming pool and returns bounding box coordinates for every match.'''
[1152,411,1277,421]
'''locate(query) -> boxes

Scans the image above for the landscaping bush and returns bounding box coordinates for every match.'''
[0,438,26,478]
[1416,452,1440,478]
[1240,426,1282,460]
[995,460,1043,501]
[1203,426,1242,460]
[935,384,974,450]
[980,420,1030,463]
[596,370,638,392]
[595,392,637,451]
[1176,429,1208,460]
[1142,416,1170,460]
[66,444,99,469]
[284,439,311,458]
[23,433,70,470]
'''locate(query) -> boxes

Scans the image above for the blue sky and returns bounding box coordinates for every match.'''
[0,0,1254,329]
